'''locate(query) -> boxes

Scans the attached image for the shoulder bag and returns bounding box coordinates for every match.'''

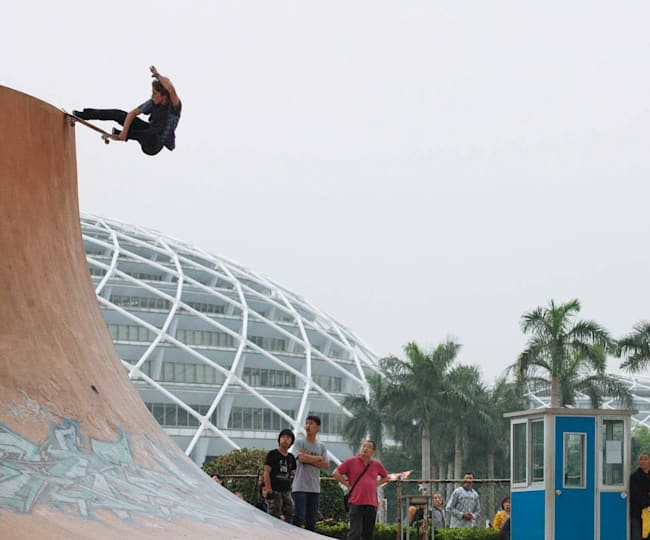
[343,459,372,512]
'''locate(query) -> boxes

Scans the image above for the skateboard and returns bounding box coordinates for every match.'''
[62,109,118,144]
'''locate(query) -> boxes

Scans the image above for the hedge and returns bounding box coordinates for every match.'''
[315,523,500,540]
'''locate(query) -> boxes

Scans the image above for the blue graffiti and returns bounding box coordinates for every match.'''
[0,419,240,525]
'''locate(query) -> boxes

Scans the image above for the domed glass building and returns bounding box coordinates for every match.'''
[81,214,381,465]
[526,375,650,428]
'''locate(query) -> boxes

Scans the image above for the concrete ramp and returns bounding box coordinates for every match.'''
[0,86,318,539]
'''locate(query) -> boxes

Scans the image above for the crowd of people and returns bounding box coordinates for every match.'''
[209,415,515,540]
[407,480,510,540]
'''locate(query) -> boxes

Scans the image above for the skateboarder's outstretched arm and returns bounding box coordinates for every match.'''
[150,65,180,108]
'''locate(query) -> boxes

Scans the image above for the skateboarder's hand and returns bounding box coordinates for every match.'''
[117,131,128,142]
[150,65,160,78]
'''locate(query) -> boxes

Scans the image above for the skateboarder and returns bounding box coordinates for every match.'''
[73,65,181,156]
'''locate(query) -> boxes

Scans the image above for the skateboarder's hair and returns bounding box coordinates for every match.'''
[152,79,170,99]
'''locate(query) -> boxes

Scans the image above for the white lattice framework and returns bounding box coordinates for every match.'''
[80,214,381,460]
[526,374,650,428]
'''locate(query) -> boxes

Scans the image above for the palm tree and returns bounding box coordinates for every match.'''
[617,321,650,373]
[446,364,490,479]
[341,373,387,457]
[514,299,632,408]
[482,376,528,478]
[381,340,473,480]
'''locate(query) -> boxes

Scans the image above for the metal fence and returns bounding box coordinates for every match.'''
[216,474,510,534]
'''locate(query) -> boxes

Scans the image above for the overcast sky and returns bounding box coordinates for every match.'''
[6,1,650,382]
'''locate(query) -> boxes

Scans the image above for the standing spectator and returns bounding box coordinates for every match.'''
[431,492,446,529]
[418,492,446,540]
[446,472,481,528]
[263,428,297,521]
[291,415,329,531]
[630,453,650,540]
[492,495,511,531]
[333,440,390,540]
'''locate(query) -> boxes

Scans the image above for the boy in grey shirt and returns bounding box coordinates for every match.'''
[291,415,329,531]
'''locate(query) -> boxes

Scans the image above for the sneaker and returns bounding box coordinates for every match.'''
[72,109,89,119]
[111,128,122,137]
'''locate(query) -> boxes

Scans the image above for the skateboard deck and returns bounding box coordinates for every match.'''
[62,109,117,144]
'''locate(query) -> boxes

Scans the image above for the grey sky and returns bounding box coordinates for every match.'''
[6,1,650,382]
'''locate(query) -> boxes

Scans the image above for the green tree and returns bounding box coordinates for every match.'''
[632,424,650,458]
[341,373,387,457]
[617,321,650,373]
[513,299,632,408]
[446,364,490,478]
[203,448,345,520]
[203,448,267,502]
[482,376,528,478]
[381,340,474,480]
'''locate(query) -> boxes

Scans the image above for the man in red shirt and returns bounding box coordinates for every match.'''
[333,440,390,540]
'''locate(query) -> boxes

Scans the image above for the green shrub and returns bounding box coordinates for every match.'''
[203,448,266,503]
[320,476,346,521]
[203,449,348,517]
[315,522,347,539]
[315,523,500,540]
[434,528,500,540]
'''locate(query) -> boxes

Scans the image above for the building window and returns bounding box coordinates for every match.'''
[249,336,287,352]
[307,412,348,435]
[108,323,155,343]
[242,367,297,389]
[153,361,223,385]
[228,407,295,431]
[145,402,219,427]
[123,271,164,281]
[176,328,234,348]
[313,375,343,393]
[110,294,171,311]
[183,301,225,314]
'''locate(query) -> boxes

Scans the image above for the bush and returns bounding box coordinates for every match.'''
[434,529,500,540]
[315,523,500,540]
[204,448,351,518]
[320,476,346,521]
[203,448,267,503]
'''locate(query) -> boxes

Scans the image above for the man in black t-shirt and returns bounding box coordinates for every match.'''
[263,428,297,521]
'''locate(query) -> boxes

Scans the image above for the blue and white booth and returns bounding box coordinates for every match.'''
[505,407,636,540]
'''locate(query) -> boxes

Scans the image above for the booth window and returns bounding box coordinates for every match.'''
[512,421,527,485]
[564,432,586,488]
[512,419,544,486]
[531,420,544,483]
[601,419,624,486]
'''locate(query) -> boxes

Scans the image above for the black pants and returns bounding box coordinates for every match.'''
[348,504,377,540]
[631,516,646,539]
[78,109,163,156]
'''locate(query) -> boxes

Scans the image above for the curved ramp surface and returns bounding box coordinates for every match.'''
[0,86,319,539]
